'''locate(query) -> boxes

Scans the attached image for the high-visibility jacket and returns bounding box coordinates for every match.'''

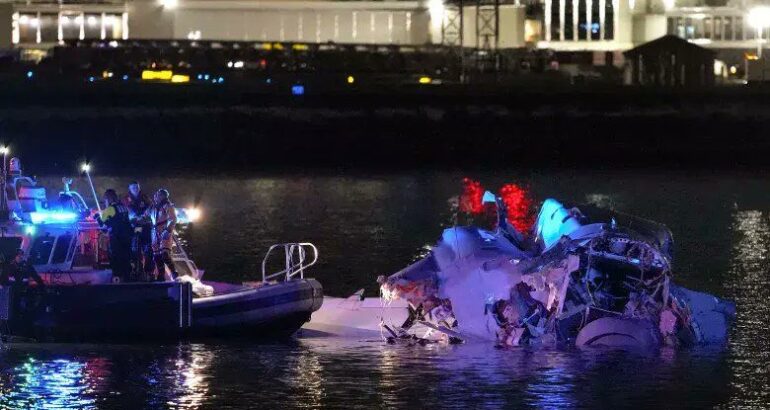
[144,201,177,251]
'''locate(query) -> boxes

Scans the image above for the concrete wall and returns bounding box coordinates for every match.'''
[128,0,173,39]
[632,14,667,43]
[499,5,526,47]
[172,8,423,43]
[0,3,13,48]
[128,0,431,44]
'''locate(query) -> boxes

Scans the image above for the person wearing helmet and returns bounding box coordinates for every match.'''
[144,188,178,281]
[95,189,133,283]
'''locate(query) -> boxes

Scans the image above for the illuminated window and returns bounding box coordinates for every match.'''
[83,14,100,39]
[17,14,37,44]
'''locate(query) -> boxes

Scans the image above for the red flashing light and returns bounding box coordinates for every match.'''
[459,178,484,214]
[457,178,535,233]
[499,183,534,233]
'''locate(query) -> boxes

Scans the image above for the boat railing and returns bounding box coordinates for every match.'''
[261,243,318,282]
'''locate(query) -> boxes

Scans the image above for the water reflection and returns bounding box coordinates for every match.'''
[285,348,326,407]
[726,210,770,407]
[525,366,576,410]
[145,344,214,409]
[0,358,97,409]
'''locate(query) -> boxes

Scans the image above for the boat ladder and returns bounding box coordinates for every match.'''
[261,243,318,282]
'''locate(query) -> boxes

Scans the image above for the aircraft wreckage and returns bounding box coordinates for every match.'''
[371,198,736,349]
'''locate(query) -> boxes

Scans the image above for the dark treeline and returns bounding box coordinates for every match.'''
[3,83,770,175]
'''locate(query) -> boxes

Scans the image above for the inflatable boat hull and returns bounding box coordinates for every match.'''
[0,279,323,342]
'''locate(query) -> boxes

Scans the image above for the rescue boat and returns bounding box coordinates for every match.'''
[0,159,323,342]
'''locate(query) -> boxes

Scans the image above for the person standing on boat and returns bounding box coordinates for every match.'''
[124,181,153,281]
[95,189,133,283]
[145,188,178,282]
[0,249,45,288]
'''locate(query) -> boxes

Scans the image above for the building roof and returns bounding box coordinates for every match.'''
[623,35,716,58]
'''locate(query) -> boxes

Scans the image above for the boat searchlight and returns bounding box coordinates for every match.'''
[177,207,202,224]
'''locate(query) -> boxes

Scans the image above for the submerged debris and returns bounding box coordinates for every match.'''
[380,197,735,349]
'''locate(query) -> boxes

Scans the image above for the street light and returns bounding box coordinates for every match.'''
[748,6,770,58]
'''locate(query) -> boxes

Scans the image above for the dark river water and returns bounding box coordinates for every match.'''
[0,170,768,409]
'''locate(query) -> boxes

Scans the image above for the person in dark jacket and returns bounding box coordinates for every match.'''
[124,181,153,281]
[96,189,133,282]
[0,249,45,287]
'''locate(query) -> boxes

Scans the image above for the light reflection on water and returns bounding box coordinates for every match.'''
[0,171,766,408]
[725,210,770,408]
[0,357,96,409]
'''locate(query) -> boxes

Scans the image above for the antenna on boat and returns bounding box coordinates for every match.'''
[0,145,8,220]
[82,162,101,213]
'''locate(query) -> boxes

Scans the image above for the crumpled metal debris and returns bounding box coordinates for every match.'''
[379,198,736,349]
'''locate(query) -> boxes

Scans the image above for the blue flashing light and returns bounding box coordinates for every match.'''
[291,85,305,96]
[24,225,36,235]
[88,76,95,82]
[122,74,129,80]
[266,78,272,84]
[197,74,203,80]
[26,71,33,79]
[203,74,210,80]
[218,77,224,83]
[30,211,79,225]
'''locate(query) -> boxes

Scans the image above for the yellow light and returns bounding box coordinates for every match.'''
[171,74,190,83]
[418,76,432,84]
[347,75,355,84]
[102,70,113,79]
[747,53,760,61]
[260,43,272,50]
[141,70,173,81]
[730,65,738,75]
[292,43,308,51]
[273,43,284,50]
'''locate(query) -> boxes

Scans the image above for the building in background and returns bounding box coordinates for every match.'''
[0,0,766,70]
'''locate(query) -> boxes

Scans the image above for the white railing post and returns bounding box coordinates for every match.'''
[261,243,318,283]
